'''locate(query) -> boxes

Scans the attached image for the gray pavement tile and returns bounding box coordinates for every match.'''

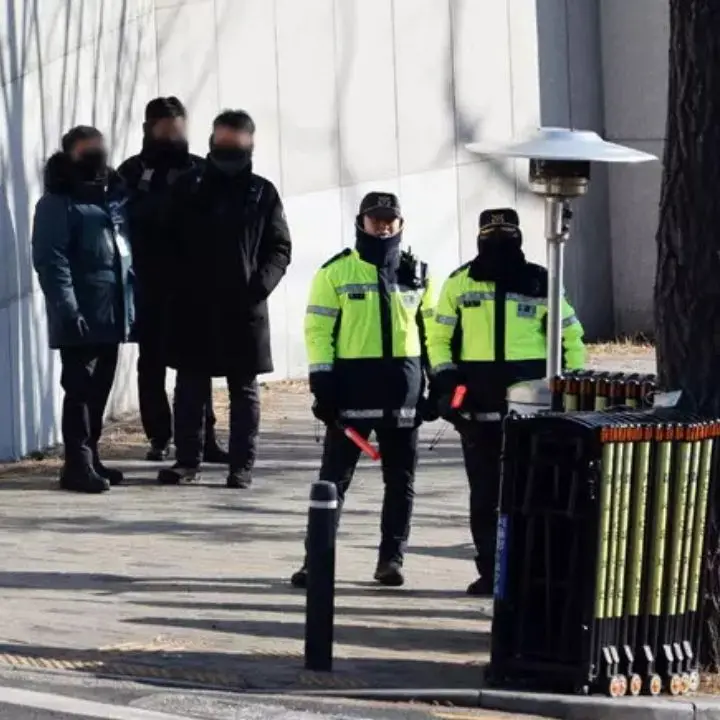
[0,350,655,694]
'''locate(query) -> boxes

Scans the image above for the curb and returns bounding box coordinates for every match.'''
[287,687,720,720]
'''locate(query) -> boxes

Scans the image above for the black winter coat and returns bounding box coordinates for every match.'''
[117,151,204,343]
[31,153,135,349]
[163,162,292,377]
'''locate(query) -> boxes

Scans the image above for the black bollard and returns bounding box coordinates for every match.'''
[304,480,338,671]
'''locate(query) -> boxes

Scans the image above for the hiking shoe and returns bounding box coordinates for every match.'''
[59,466,110,494]
[226,470,252,489]
[203,443,230,464]
[157,464,199,485]
[290,566,308,589]
[94,462,124,486]
[146,443,170,461]
[374,561,404,587]
[466,575,493,597]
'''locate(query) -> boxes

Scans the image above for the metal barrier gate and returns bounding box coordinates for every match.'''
[489,408,718,697]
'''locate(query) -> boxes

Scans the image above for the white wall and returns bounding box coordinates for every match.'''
[0,0,543,459]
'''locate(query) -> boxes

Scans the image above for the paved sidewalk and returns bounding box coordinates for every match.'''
[0,350,655,693]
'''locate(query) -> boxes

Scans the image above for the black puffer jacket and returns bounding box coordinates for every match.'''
[31,153,135,349]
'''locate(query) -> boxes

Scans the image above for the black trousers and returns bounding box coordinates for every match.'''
[174,369,259,470]
[460,421,503,577]
[59,344,119,469]
[311,425,418,565]
[137,340,217,447]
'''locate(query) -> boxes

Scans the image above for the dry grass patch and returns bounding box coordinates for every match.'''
[587,337,654,358]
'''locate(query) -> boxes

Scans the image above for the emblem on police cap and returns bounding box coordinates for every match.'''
[491,212,505,225]
[377,195,392,207]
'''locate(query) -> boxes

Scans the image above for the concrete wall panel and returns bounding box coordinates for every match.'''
[393,0,455,176]
[275,0,339,196]
[400,167,460,284]
[0,306,16,458]
[215,0,282,186]
[601,0,669,142]
[608,139,663,336]
[283,188,343,378]
[457,161,517,264]
[508,0,542,136]
[334,0,398,186]
[96,14,159,165]
[600,0,668,336]
[155,0,219,152]
[451,0,513,166]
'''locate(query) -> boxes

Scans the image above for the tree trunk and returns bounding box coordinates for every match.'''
[655,0,720,667]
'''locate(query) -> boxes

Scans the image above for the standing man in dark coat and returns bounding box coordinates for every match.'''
[158,109,292,488]
[118,97,228,463]
[32,126,134,493]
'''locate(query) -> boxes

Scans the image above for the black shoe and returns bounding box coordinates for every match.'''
[94,462,124,486]
[374,561,404,587]
[59,466,110,494]
[157,463,199,485]
[290,566,307,589]
[146,443,170,461]
[203,443,230,464]
[226,470,252,489]
[466,576,493,596]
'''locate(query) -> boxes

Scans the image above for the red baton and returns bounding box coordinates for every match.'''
[451,385,467,410]
[341,425,381,461]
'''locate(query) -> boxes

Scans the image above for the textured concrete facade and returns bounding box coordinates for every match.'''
[0,0,665,459]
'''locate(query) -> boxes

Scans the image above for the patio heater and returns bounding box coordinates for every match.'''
[465,128,658,412]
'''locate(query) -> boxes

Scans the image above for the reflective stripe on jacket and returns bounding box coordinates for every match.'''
[428,262,585,411]
[305,248,434,427]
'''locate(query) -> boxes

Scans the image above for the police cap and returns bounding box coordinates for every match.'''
[359,191,402,220]
[479,207,520,235]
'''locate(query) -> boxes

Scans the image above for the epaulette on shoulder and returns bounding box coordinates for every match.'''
[449,261,472,278]
[321,248,352,269]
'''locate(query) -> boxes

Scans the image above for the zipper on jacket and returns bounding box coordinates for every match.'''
[377,266,394,422]
[494,282,507,365]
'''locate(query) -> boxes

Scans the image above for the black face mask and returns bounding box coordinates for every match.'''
[355,220,403,268]
[74,148,108,183]
[143,137,189,166]
[470,230,526,282]
[208,144,253,176]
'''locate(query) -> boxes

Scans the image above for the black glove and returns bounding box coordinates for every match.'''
[312,397,337,425]
[419,392,440,423]
[437,387,473,432]
[309,370,338,425]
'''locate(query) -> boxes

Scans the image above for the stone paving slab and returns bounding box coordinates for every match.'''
[0,350,654,693]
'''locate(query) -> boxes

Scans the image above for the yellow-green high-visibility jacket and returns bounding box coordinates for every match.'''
[428,260,585,413]
[305,247,435,428]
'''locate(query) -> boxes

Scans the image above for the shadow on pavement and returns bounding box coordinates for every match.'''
[132,598,493,621]
[0,572,469,601]
[0,640,485,691]
[125,616,491,656]
[0,513,306,541]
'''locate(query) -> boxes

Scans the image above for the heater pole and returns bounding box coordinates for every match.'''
[545,197,567,380]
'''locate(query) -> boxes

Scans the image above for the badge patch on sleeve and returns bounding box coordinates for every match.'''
[517,303,537,318]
